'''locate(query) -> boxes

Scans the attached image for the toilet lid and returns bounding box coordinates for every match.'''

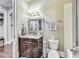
[48,50,59,58]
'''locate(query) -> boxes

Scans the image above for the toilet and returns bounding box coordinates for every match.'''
[48,40,59,58]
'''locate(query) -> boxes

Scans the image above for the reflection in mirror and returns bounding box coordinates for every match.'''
[28,18,44,35]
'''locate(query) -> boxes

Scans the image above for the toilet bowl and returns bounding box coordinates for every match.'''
[48,40,59,58]
[48,50,59,58]
[48,40,59,50]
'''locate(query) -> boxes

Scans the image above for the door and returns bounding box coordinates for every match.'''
[8,12,14,43]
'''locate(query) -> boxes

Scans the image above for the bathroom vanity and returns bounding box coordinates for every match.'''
[67,48,79,58]
[18,34,43,58]
[72,51,79,58]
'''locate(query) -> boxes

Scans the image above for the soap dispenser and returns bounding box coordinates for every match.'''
[21,24,26,35]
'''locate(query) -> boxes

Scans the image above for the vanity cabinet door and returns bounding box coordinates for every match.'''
[19,41,26,57]
[24,43,32,57]
[19,38,33,57]
[31,41,38,58]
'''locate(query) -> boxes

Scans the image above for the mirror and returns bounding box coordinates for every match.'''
[28,18,44,32]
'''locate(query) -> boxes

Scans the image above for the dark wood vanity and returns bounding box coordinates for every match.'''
[18,35,43,58]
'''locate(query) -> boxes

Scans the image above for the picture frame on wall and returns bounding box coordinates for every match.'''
[47,21,57,31]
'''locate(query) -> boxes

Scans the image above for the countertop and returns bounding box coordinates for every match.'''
[19,34,43,39]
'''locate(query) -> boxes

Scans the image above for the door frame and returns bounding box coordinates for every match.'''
[13,0,19,57]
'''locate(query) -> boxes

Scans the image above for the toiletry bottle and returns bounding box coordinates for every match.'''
[21,24,25,35]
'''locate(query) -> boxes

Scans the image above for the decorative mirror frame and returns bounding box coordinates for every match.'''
[28,18,44,33]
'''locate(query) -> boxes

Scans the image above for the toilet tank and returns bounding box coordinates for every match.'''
[48,40,59,50]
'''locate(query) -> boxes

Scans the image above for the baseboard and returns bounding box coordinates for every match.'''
[58,51,65,58]
[4,40,13,45]
[0,40,12,46]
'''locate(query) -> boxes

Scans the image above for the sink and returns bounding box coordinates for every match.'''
[67,48,79,58]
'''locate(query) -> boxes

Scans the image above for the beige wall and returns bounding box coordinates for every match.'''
[16,0,28,34]
[42,0,64,51]
[64,2,73,57]
[57,1,64,51]
[64,2,72,51]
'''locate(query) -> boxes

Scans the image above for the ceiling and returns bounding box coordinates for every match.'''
[0,0,12,8]
[28,0,45,9]
[27,0,64,9]
[27,0,72,9]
